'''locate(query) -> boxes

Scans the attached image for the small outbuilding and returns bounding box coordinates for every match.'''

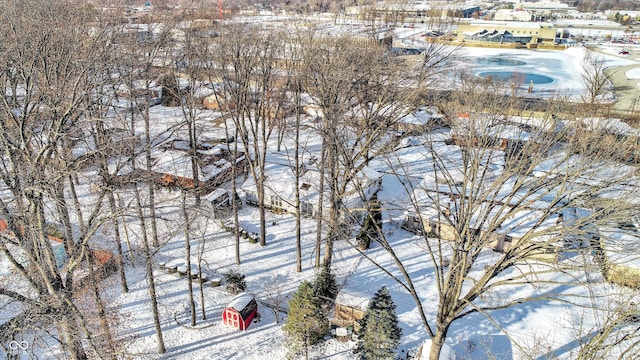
[222,292,258,331]
[333,289,370,332]
[206,188,234,219]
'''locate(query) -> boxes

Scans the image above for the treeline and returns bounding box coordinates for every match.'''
[574,0,640,12]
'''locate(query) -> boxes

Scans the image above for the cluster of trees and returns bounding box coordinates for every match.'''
[285,270,402,360]
[0,0,639,359]
[283,269,335,359]
[0,0,424,356]
[575,0,640,12]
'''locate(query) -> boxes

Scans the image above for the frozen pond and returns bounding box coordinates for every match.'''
[478,71,554,84]
[461,48,578,92]
[473,55,555,85]
[451,46,638,99]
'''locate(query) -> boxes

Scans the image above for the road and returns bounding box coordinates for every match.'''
[606,61,640,115]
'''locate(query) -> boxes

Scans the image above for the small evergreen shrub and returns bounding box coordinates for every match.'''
[312,266,338,309]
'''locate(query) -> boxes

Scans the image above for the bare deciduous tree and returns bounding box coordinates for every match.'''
[582,50,612,105]
[301,33,416,267]
[369,90,640,359]
[0,1,124,357]
[213,24,286,247]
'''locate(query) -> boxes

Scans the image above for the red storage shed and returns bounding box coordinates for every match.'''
[222,293,258,330]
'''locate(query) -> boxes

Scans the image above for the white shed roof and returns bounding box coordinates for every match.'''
[226,292,255,311]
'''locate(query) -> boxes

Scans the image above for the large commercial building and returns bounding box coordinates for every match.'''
[457,21,558,45]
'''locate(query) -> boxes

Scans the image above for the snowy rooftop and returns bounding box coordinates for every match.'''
[468,21,548,29]
[226,292,255,311]
[335,289,371,310]
[577,117,640,137]
[241,160,382,205]
[398,107,444,126]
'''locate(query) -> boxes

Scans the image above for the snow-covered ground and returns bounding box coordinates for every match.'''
[627,67,640,89]
[628,68,640,79]
[97,109,634,360]
[102,24,640,360]
[5,19,640,360]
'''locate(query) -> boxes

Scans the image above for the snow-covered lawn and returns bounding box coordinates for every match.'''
[99,115,632,359]
[110,192,359,359]
[628,68,640,79]
[107,171,621,359]
[14,20,640,359]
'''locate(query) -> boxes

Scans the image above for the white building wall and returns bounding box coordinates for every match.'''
[494,9,532,22]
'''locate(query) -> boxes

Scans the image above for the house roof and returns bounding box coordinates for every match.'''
[206,188,230,203]
[488,124,531,141]
[532,152,640,201]
[398,106,444,126]
[415,142,505,195]
[145,144,243,183]
[468,21,545,29]
[577,117,640,137]
[226,292,255,312]
[241,159,382,207]
[335,289,370,310]
[152,149,203,181]
[242,161,322,203]
[491,207,562,240]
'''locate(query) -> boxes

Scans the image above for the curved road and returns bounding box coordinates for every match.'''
[606,62,640,114]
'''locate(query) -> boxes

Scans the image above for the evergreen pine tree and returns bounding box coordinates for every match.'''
[360,286,402,360]
[313,266,338,309]
[284,281,330,358]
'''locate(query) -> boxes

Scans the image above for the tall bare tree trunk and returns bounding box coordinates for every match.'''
[54,182,75,254]
[182,192,197,326]
[108,191,129,293]
[224,122,241,265]
[257,187,267,247]
[143,98,160,248]
[315,144,326,268]
[93,115,130,293]
[197,224,208,321]
[85,250,117,360]
[323,131,339,268]
[294,98,302,273]
[134,186,166,354]
[58,310,88,360]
